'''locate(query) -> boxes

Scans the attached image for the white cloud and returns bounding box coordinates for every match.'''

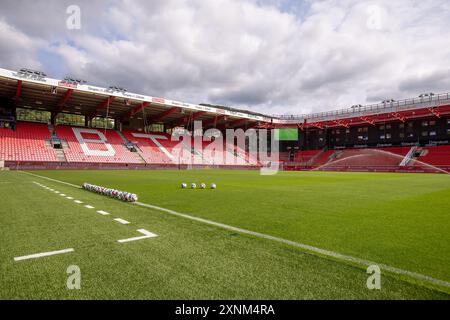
[0,0,450,115]
[0,19,43,70]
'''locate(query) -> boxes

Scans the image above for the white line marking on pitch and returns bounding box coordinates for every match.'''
[97,210,110,216]
[14,248,74,262]
[117,229,158,243]
[135,202,450,289]
[21,171,81,188]
[54,191,60,194]
[114,218,130,225]
[20,171,450,290]
[74,200,83,204]
[66,196,73,200]
[60,194,66,197]
[84,205,94,209]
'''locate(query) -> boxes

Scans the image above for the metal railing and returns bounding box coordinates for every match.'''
[274,92,450,123]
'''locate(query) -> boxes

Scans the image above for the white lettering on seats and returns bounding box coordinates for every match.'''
[72,128,116,157]
[132,133,175,161]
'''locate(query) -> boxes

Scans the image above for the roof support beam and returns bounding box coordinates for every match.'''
[168,111,207,129]
[359,116,375,125]
[390,112,406,122]
[428,107,441,118]
[246,121,260,129]
[309,122,324,129]
[203,115,227,128]
[122,102,151,121]
[89,96,115,118]
[148,107,180,124]
[332,119,350,128]
[14,80,22,100]
[54,89,74,114]
[222,118,247,130]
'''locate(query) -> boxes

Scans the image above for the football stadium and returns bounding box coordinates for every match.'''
[0,1,449,307]
[1,67,450,301]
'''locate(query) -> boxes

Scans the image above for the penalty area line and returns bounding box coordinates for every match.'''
[19,170,450,290]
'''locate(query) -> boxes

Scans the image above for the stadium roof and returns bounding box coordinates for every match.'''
[0,68,271,129]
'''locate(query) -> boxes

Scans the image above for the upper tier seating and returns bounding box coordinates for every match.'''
[0,122,58,162]
[55,126,142,163]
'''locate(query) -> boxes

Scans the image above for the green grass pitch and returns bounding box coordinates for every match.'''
[0,169,449,299]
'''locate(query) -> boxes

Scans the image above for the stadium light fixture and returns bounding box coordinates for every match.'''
[108,86,127,93]
[63,76,87,85]
[18,68,47,78]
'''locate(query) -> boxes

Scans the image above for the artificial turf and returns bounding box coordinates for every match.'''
[0,169,449,299]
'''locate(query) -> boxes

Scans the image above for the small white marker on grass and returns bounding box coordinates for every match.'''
[74,200,83,204]
[84,205,94,209]
[66,196,74,200]
[60,194,66,197]
[97,210,110,216]
[14,248,74,262]
[114,218,130,225]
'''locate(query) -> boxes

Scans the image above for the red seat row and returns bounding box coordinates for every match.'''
[0,122,58,162]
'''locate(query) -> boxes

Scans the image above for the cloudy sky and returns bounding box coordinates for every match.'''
[1,0,449,115]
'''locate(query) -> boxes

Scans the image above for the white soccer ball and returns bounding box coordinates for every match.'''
[211,183,216,189]
[200,183,206,189]
[181,183,187,189]
[191,183,197,189]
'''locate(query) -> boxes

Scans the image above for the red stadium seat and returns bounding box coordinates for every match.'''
[55,125,142,164]
[416,145,450,166]
[122,130,258,165]
[0,122,58,162]
[2,122,449,169]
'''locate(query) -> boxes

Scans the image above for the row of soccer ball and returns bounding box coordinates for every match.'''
[82,183,138,202]
[182,183,217,189]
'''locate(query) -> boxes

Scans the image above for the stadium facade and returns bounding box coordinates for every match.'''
[1,67,449,172]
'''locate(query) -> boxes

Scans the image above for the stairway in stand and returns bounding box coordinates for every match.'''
[55,149,67,162]
[116,130,147,164]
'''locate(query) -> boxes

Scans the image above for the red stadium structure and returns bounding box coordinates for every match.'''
[1,67,450,173]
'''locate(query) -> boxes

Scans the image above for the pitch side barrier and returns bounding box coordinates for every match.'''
[4,161,261,171]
